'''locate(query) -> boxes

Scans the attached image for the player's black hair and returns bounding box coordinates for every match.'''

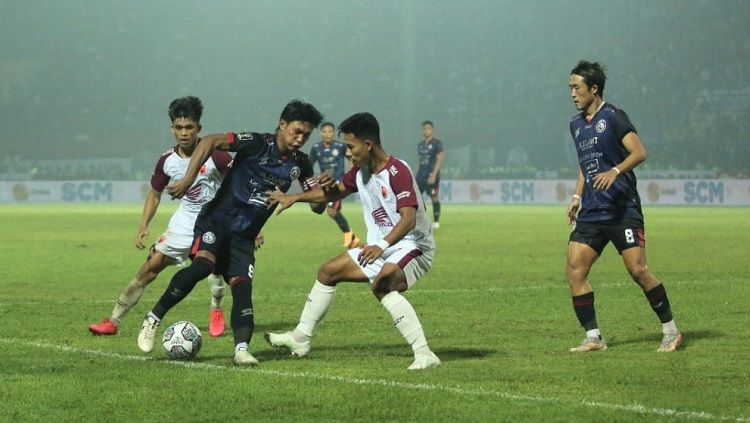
[422,120,434,127]
[279,99,324,128]
[571,60,606,97]
[321,121,335,130]
[168,96,203,123]
[339,112,381,145]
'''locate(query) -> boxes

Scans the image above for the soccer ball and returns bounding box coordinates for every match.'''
[162,321,202,359]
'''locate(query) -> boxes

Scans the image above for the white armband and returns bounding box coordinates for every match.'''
[376,239,390,250]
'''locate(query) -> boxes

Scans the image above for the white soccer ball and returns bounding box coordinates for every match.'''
[162,321,203,359]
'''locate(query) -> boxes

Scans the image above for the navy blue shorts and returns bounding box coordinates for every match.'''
[569,218,646,255]
[191,210,256,280]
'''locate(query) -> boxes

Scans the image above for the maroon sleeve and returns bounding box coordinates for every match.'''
[210,150,232,175]
[388,159,418,209]
[342,166,359,192]
[149,151,172,192]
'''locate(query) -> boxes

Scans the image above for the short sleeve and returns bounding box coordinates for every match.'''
[342,166,359,192]
[434,139,444,153]
[149,152,171,192]
[612,109,637,143]
[226,132,265,156]
[297,155,317,192]
[210,150,232,175]
[388,160,418,209]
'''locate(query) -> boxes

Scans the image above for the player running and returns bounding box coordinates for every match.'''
[309,122,360,248]
[265,112,440,370]
[416,120,444,229]
[136,99,326,366]
[565,61,683,353]
[88,96,234,338]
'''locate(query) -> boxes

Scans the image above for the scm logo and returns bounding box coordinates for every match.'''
[61,182,113,202]
[684,181,724,204]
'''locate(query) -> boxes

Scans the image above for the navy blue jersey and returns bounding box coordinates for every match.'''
[570,103,643,222]
[203,132,316,237]
[309,141,347,181]
[416,138,443,180]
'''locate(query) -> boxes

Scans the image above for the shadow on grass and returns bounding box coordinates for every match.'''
[607,329,720,350]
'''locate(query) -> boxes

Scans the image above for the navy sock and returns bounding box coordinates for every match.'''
[230,277,254,345]
[645,283,673,323]
[152,257,214,319]
[433,201,441,222]
[333,212,350,232]
[572,291,598,331]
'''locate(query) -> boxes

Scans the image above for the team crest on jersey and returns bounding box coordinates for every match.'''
[381,186,388,199]
[595,119,607,133]
[202,232,216,244]
[237,132,253,141]
[290,166,301,180]
[332,149,339,157]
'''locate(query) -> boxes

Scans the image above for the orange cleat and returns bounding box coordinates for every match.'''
[209,309,225,337]
[89,318,118,335]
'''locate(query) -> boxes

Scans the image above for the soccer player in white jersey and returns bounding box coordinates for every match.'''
[265,112,440,370]
[88,96,237,337]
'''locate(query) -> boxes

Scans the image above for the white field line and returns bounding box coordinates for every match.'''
[0,277,742,307]
[0,337,746,422]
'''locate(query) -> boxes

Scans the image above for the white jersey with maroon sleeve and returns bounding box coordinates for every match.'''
[343,156,435,253]
[150,145,232,236]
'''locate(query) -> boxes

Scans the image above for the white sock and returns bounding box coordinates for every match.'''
[380,291,430,356]
[207,274,225,310]
[662,320,678,335]
[586,329,602,339]
[111,278,146,326]
[235,342,248,352]
[294,281,336,339]
[146,311,160,323]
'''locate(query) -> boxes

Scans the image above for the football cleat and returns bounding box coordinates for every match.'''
[208,309,225,337]
[137,315,160,353]
[233,347,259,366]
[89,318,118,335]
[408,351,441,370]
[264,331,311,358]
[570,336,607,352]
[343,231,360,248]
[432,222,440,229]
[657,332,683,352]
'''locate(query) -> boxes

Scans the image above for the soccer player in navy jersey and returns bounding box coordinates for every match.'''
[265,112,440,370]
[309,122,360,248]
[566,61,683,353]
[136,99,326,365]
[416,120,444,229]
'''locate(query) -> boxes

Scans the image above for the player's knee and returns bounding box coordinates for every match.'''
[626,263,649,282]
[565,261,588,283]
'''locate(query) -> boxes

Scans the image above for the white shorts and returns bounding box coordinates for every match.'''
[153,230,194,265]
[347,240,433,288]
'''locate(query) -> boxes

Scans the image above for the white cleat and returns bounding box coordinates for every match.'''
[264,331,311,358]
[233,347,260,366]
[137,315,160,353]
[431,222,440,230]
[408,351,441,370]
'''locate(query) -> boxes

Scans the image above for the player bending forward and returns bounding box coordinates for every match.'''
[266,112,440,370]
[89,96,232,338]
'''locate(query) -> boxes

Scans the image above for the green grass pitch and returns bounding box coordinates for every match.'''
[0,203,748,422]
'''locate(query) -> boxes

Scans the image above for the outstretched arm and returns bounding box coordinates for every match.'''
[268,180,349,215]
[167,134,230,198]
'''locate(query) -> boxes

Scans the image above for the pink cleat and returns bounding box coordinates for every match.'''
[89,318,118,335]
[209,309,225,337]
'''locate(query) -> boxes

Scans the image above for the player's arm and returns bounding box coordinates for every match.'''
[357,205,416,266]
[167,134,230,198]
[567,170,585,225]
[428,151,445,184]
[592,132,646,191]
[268,182,350,215]
[135,189,162,249]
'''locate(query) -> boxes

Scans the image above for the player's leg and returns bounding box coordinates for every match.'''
[265,251,369,357]
[207,273,226,337]
[566,222,608,352]
[373,247,440,369]
[89,246,176,335]
[222,233,260,365]
[617,227,682,352]
[429,183,441,229]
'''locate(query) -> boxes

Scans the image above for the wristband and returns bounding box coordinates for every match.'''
[376,239,390,250]
[572,194,581,201]
[612,166,621,175]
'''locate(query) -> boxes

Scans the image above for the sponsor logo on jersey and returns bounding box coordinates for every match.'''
[388,165,398,176]
[202,232,216,244]
[372,207,393,227]
[397,191,411,200]
[595,119,607,133]
[290,166,301,180]
[237,132,253,141]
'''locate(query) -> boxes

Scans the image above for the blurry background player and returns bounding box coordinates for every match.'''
[416,120,444,229]
[88,96,233,338]
[565,61,683,353]
[136,99,325,366]
[265,112,440,370]
[309,121,359,248]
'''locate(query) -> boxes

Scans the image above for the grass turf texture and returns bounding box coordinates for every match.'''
[0,203,748,422]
